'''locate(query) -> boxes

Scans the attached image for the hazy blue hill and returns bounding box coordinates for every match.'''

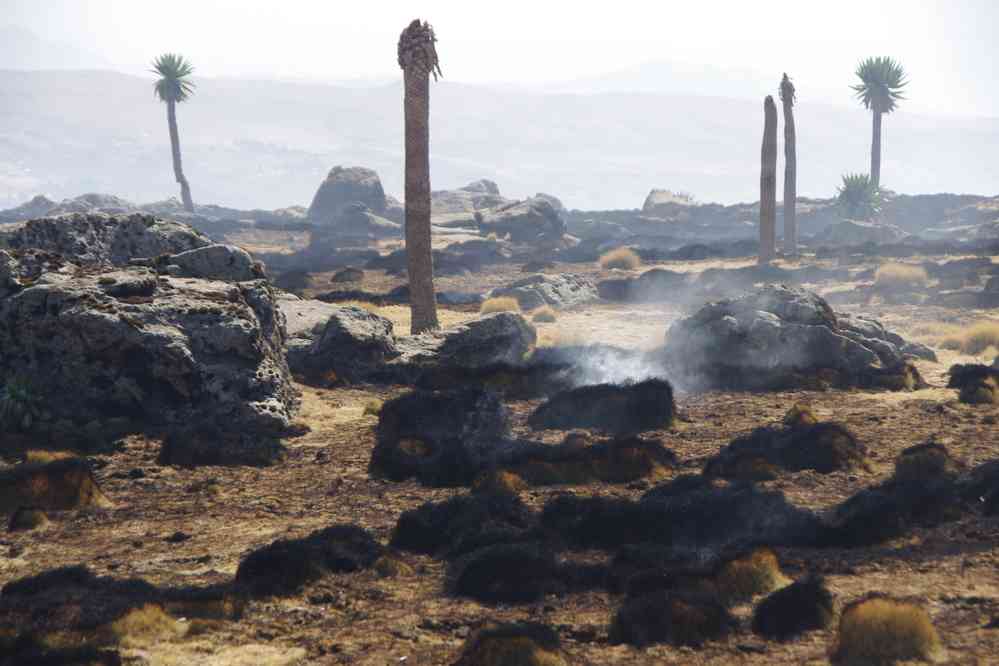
[1,69,996,211]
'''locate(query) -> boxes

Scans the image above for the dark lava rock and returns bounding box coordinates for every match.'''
[527,379,675,436]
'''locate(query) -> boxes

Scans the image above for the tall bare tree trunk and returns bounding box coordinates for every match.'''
[759,95,777,264]
[399,20,440,334]
[167,100,194,212]
[780,74,797,257]
[870,110,882,189]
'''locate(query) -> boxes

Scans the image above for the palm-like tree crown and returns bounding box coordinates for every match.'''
[851,57,907,114]
[152,53,196,103]
[837,173,882,219]
[779,73,796,106]
[398,19,442,80]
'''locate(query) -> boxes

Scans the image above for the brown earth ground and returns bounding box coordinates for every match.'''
[2,251,999,665]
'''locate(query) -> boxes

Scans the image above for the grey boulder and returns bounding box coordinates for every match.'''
[663,285,925,391]
[167,243,263,282]
[0,213,211,266]
[0,259,299,460]
[488,273,597,310]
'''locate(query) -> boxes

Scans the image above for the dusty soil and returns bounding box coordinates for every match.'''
[2,254,999,665]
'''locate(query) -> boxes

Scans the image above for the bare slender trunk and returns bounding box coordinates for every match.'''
[403,66,439,333]
[759,96,777,264]
[781,95,797,256]
[870,110,882,189]
[167,100,194,212]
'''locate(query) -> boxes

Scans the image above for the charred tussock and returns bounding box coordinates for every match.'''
[371,388,511,486]
[0,565,237,661]
[947,363,999,405]
[471,469,529,496]
[390,492,536,558]
[234,524,384,597]
[893,440,965,483]
[503,436,677,486]
[527,378,676,436]
[609,590,737,648]
[542,478,822,551]
[822,477,965,547]
[831,594,942,664]
[752,575,835,641]
[705,414,867,481]
[609,543,788,605]
[0,458,111,513]
[449,543,560,604]
[452,622,567,666]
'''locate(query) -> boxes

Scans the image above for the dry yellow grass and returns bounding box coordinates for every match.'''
[472,470,529,496]
[532,306,558,323]
[108,603,186,647]
[362,399,383,417]
[599,247,642,270]
[874,262,929,290]
[832,596,942,664]
[348,303,477,333]
[913,320,999,356]
[714,548,790,604]
[480,296,521,314]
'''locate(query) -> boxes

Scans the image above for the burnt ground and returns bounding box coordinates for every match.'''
[2,255,999,665]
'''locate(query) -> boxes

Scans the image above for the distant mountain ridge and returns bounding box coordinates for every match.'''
[1,68,997,211]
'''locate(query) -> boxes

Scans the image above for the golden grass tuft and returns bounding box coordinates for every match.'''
[873,262,929,290]
[23,450,77,465]
[472,470,529,496]
[455,624,567,666]
[714,547,790,604]
[480,296,521,314]
[599,247,642,270]
[0,459,112,513]
[107,603,186,647]
[373,555,414,579]
[532,305,558,323]
[362,399,384,417]
[783,403,818,428]
[939,321,999,356]
[832,595,942,664]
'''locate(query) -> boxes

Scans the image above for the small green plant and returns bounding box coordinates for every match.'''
[0,375,43,432]
[837,173,882,220]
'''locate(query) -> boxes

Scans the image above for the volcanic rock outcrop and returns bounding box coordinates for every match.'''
[663,285,927,391]
[0,235,299,458]
[307,166,387,221]
[0,212,211,265]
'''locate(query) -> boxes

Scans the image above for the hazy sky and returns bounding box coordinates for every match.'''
[6,0,999,117]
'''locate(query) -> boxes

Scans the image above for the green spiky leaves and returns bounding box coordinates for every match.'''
[0,375,43,432]
[837,173,882,220]
[851,57,907,114]
[151,53,196,103]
